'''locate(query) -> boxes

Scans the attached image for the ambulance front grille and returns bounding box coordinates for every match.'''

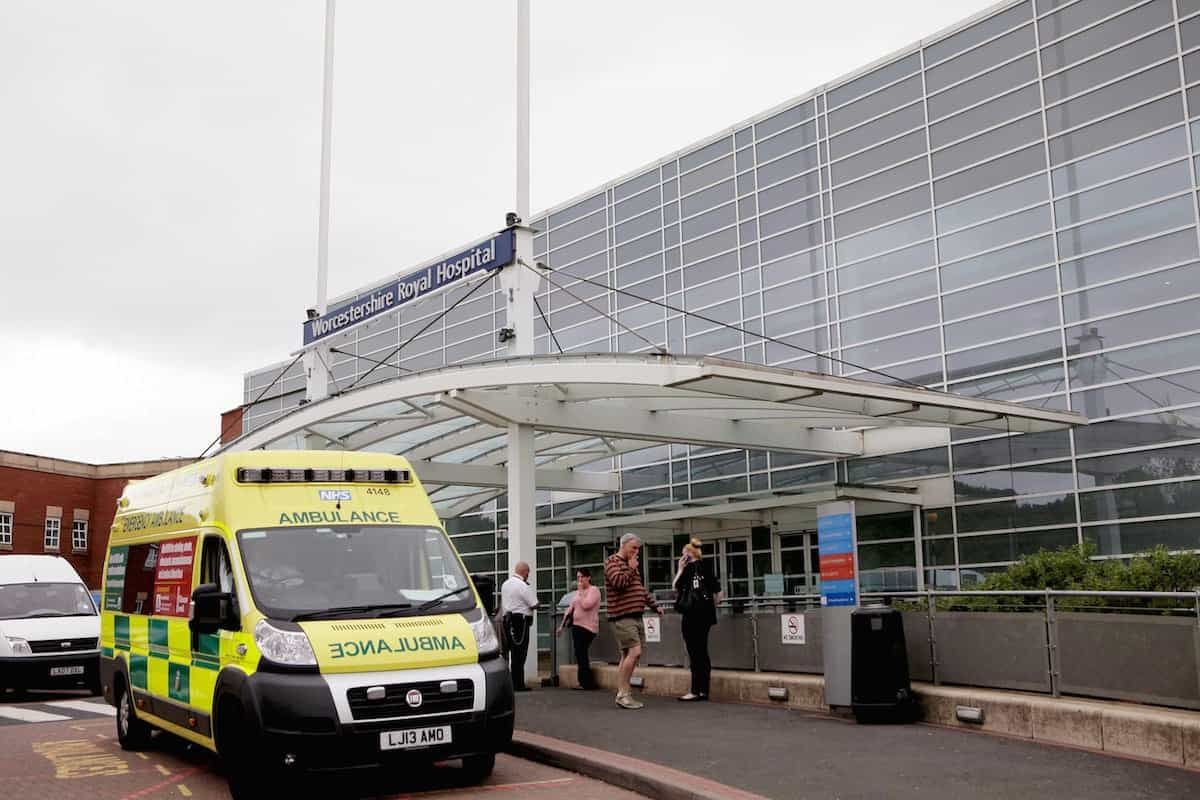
[391,618,445,629]
[329,623,387,632]
[327,618,446,632]
[347,679,474,721]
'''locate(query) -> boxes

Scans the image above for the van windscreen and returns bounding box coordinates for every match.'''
[0,583,96,619]
[236,525,474,621]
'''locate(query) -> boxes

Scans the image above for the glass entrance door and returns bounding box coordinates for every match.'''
[779,530,819,596]
[720,538,751,599]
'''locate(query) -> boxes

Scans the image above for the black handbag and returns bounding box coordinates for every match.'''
[675,568,707,614]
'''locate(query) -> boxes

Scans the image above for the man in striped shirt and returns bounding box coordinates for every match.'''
[604,533,663,710]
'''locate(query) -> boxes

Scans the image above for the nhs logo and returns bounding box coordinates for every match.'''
[318,489,352,502]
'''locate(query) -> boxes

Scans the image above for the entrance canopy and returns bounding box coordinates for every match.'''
[222,354,1084,519]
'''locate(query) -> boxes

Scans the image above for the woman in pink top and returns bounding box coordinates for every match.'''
[559,568,601,690]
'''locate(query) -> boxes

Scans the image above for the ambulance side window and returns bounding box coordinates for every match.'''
[120,543,159,615]
[199,536,238,608]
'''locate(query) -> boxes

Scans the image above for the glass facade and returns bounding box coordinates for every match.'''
[244,0,1200,601]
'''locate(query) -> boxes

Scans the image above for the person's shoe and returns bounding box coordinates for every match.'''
[678,692,701,701]
[616,693,644,710]
[514,686,530,692]
[696,693,709,701]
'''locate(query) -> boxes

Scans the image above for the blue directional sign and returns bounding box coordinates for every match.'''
[303,229,515,346]
[818,511,858,608]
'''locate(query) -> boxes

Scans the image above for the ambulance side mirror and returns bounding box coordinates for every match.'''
[190,583,238,633]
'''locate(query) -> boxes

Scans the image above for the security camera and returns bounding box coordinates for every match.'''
[505,212,522,227]
[306,308,319,320]
[497,327,516,343]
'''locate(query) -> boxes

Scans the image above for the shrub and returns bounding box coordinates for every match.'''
[940,544,1200,613]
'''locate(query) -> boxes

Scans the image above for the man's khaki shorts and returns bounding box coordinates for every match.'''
[612,616,645,650]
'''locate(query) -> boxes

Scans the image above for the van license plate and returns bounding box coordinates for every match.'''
[380,726,451,750]
[50,666,85,676]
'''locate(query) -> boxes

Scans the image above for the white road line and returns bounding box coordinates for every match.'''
[43,700,117,716]
[0,706,71,723]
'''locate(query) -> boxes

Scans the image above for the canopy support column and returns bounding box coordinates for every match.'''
[507,421,538,684]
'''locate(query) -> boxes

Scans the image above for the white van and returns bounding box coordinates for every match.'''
[0,555,101,695]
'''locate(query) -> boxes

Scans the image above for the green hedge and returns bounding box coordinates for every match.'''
[934,545,1200,612]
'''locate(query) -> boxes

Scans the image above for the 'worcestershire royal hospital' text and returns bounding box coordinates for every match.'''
[303,230,515,346]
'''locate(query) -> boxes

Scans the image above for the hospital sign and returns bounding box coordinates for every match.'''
[302,229,516,346]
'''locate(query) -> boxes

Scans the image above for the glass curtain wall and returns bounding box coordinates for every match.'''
[245,0,1200,588]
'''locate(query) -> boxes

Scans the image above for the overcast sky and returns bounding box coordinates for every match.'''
[1,0,996,463]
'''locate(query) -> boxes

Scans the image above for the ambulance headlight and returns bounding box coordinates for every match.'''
[254,619,317,666]
[469,614,500,658]
[4,636,32,656]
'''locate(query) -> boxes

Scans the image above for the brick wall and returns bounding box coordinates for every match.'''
[0,453,193,588]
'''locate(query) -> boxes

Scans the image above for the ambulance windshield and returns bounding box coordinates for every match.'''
[236,525,474,620]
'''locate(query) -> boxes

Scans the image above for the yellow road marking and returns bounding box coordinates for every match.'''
[70,725,86,731]
[34,739,129,779]
[178,786,192,797]
[137,753,149,760]
[156,764,171,775]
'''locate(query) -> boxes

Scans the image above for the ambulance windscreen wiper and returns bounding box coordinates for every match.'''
[292,603,413,622]
[416,585,472,612]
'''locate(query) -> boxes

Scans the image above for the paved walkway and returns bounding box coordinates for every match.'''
[515,688,1200,800]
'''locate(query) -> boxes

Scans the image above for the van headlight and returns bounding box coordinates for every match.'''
[254,619,316,666]
[469,615,500,658]
[4,636,31,656]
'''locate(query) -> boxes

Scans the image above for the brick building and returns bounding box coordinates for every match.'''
[0,451,193,588]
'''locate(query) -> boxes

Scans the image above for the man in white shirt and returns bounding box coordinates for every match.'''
[500,561,539,691]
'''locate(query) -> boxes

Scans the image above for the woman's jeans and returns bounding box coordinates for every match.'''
[681,616,713,696]
[571,626,597,688]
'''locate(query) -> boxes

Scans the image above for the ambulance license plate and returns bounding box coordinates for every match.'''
[380,726,451,750]
[50,666,85,676]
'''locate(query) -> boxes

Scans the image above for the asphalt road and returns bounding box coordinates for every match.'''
[0,690,644,800]
[515,687,1200,800]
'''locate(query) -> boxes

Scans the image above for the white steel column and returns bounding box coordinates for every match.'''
[499,0,537,359]
[305,0,336,406]
[913,506,926,592]
[507,422,538,683]
[505,0,539,685]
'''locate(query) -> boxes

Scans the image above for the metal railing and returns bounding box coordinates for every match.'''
[545,589,1200,711]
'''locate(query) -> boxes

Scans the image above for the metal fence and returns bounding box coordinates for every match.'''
[549,590,1200,712]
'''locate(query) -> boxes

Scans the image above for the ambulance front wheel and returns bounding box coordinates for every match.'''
[461,753,496,782]
[115,679,152,751]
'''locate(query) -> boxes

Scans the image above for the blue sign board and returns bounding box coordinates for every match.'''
[818,511,858,608]
[303,229,516,346]
[817,513,854,556]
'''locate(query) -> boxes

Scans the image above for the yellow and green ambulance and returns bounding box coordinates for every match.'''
[99,451,511,794]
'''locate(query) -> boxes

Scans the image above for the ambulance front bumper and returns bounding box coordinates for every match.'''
[244,656,514,771]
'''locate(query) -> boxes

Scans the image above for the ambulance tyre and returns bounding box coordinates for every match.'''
[218,696,285,799]
[461,753,496,782]
[115,679,152,751]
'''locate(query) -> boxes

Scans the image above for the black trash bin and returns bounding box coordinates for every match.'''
[851,603,917,723]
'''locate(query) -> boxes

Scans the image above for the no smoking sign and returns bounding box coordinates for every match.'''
[781,613,806,645]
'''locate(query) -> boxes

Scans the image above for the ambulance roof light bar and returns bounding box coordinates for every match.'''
[236,467,411,484]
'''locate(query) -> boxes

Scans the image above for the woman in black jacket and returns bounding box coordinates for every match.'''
[673,537,721,701]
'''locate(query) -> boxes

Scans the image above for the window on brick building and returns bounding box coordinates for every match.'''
[44,517,61,551]
[0,513,11,547]
[72,519,88,551]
